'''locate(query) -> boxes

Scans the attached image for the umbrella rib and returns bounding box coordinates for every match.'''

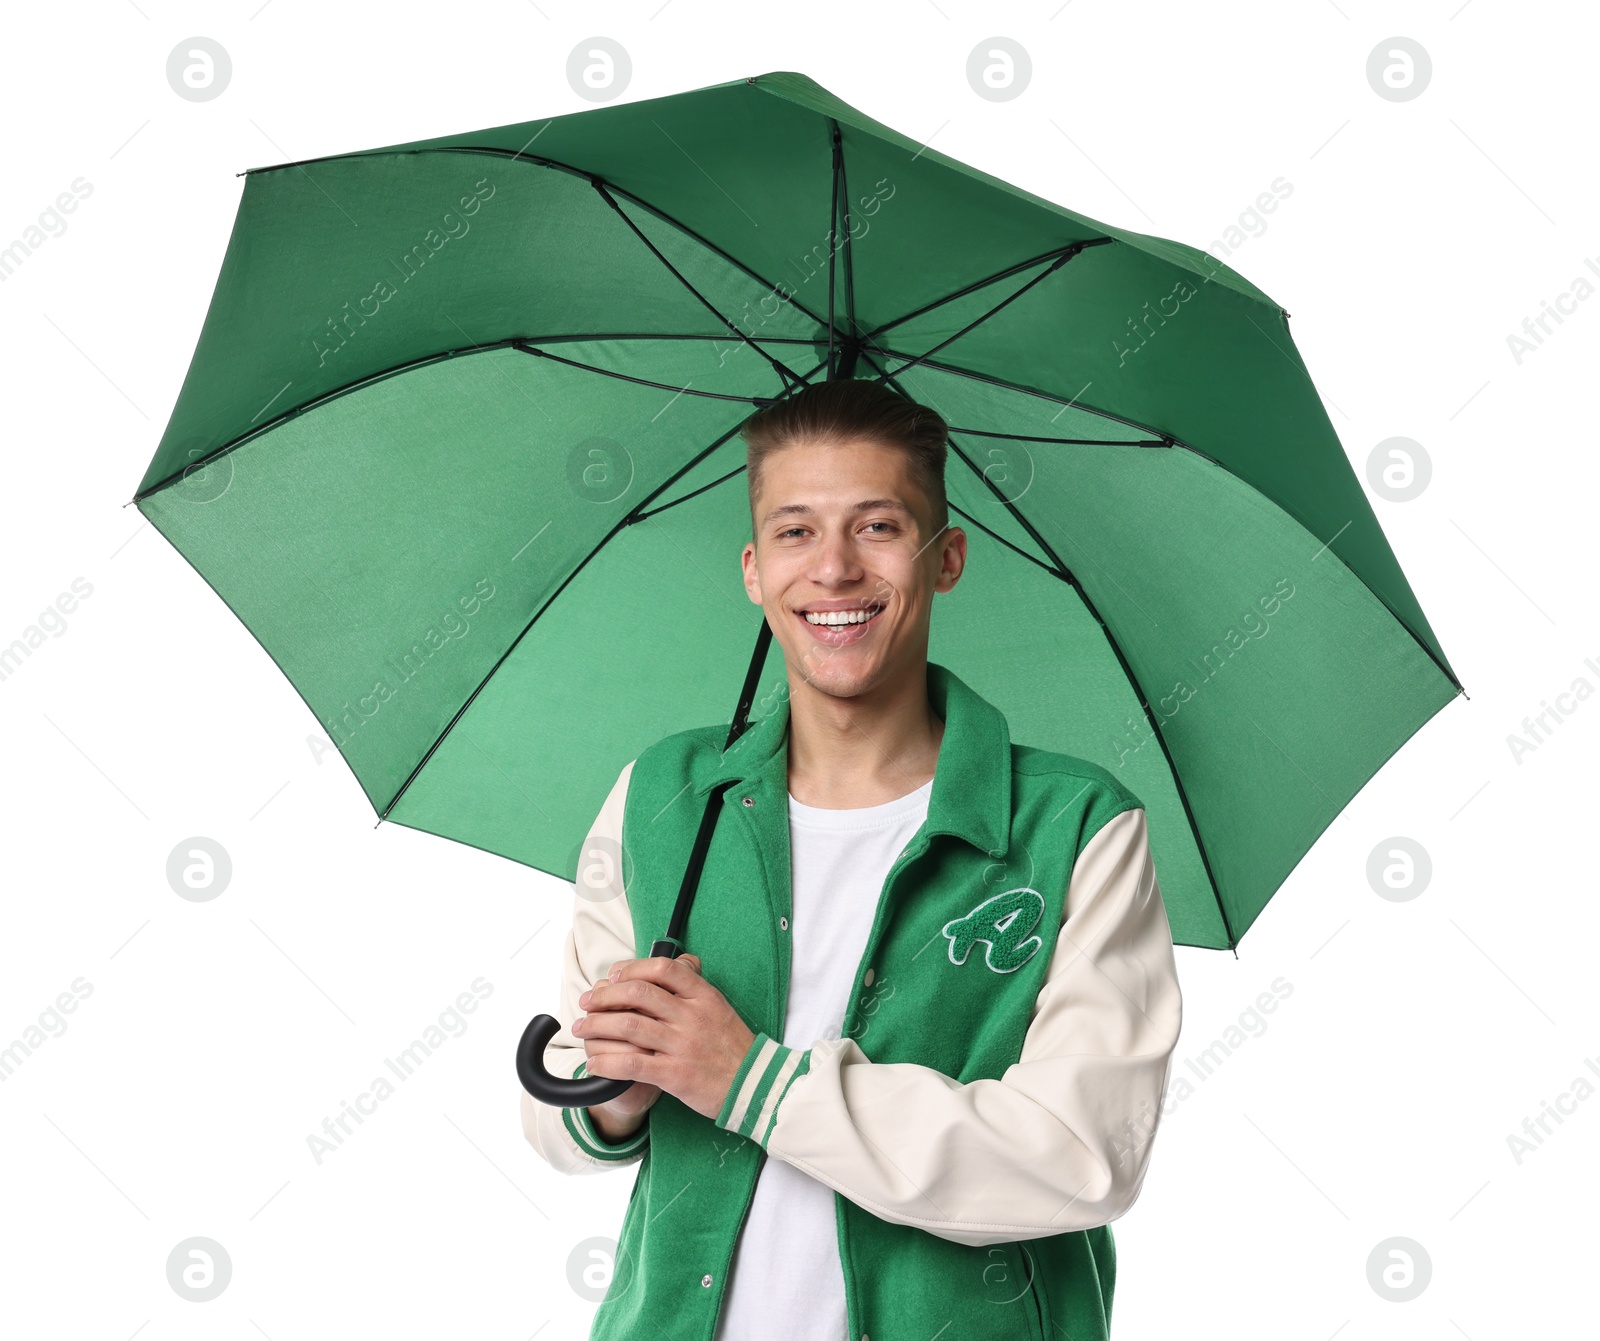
[589,178,803,392]
[945,502,1068,581]
[514,332,824,346]
[378,359,829,827]
[863,241,1110,343]
[824,120,862,378]
[831,120,859,361]
[134,338,521,503]
[868,242,1103,383]
[827,122,840,379]
[628,462,750,524]
[946,425,1166,447]
[862,346,1239,950]
[513,342,794,404]
[131,335,828,503]
[873,345,1202,455]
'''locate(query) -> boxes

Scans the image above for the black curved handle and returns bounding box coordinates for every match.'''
[515,1013,633,1107]
[517,937,685,1107]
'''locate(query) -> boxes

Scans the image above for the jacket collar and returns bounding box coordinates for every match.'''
[697,660,1012,859]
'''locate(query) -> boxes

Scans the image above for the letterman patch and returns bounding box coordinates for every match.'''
[942,888,1047,974]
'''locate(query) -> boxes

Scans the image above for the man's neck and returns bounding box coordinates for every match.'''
[785,656,945,809]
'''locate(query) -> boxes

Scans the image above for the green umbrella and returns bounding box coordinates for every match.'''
[132,69,1461,989]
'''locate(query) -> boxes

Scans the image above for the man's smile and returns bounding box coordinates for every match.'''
[794,600,886,645]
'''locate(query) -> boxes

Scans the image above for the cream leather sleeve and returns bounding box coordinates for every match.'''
[713,806,1182,1246]
[520,759,652,1173]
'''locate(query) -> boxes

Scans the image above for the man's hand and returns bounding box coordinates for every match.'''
[574,956,705,1141]
[575,952,756,1122]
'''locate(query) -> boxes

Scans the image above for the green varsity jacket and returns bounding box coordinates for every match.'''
[521,661,1183,1340]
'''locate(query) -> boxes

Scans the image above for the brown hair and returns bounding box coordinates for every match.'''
[740,378,950,540]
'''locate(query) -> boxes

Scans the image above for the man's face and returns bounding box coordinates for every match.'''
[741,436,966,700]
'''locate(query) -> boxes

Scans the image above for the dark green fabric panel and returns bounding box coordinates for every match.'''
[365,72,1276,310]
[753,73,1279,309]
[609,190,826,346]
[881,240,1456,686]
[352,77,847,319]
[139,152,816,498]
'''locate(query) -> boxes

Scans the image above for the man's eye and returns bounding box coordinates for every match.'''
[777,527,806,539]
[864,521,895,534]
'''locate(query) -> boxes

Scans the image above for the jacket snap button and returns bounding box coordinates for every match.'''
[741,796,754,807]
[701,1273,714,1288]
[780,916,788,931]
[863,967,876,987]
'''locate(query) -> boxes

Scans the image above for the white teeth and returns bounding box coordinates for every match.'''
[803,607,881,626]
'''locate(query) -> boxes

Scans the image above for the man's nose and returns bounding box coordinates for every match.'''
[810,527,862,583]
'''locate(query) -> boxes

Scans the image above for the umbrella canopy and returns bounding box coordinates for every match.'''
[132,71,1461,951]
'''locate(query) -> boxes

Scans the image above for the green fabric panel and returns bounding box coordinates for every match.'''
[139,341,776,818]
[924,517,1225,948]
[391,459,788,878]
[642,422,760,522]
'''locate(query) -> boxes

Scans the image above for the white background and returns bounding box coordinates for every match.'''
[1,2,1595,1337]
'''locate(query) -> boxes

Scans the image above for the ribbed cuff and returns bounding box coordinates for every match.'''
[716,1032,811,1150]
[562,1059,651,1161]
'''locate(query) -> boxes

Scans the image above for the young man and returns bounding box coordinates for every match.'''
[522,379,1183,1341]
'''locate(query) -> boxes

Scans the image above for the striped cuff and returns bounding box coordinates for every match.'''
[561,1059,651,1161]
[716,1032,811,1150]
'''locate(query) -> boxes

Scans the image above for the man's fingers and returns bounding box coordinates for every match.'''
[598,954,703,998]
[581,1007,669,1052]
[586,1037,644,1056]
[580,953,706,1028]
[584,973,691,1022]
[604,954,693,979]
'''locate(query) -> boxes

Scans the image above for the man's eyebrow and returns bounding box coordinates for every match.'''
[760,499,912,526]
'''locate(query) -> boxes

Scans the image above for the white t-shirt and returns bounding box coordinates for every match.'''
[713,778,934,1341]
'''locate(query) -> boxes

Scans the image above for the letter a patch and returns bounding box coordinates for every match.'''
[942,888,1046,974]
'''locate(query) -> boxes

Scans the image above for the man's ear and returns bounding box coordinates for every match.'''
[934,525,967,594]
[740,540,763,605]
